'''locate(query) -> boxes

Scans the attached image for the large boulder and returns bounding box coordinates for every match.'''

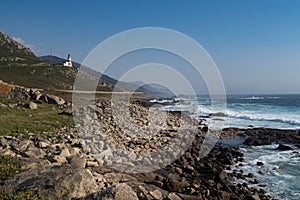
[0,81,29,100]
[243,136,272,146]
[43,94,65,105]
[10,87,30,100]
[1,165,99,200]
[27,101,38,109]
[276,144,293,151]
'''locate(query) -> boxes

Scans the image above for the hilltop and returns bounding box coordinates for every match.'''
[0,32,119,94]
[0,31,44,66]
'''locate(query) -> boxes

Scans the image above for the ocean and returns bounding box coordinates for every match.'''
[160,94,300,130]
[156,94,300,200]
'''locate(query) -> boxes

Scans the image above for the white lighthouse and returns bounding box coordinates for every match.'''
[63,54,72,67]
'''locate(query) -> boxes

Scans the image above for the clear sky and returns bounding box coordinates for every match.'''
[1,0,300,94]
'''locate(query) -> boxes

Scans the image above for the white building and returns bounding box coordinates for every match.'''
[63,54,72,67]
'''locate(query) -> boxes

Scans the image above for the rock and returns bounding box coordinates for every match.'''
[27,101,38,109]
[48,155,68,164]
[128,152,136,161]
[32,90,42,101]
[0,148,16,157]
[277,144,293,151]
[43,94,65,105]
[209,112,226,117]
[97,183,139,200]
[165,174,187,193]
[15,140,33,152]
[38,141,50,148]
[2,165,99,200]
[243,137,272,146]
[256,161,264,166]
[69,156,87,168]
[69,147,81,156]
[86,161,99,167]
[245,193,260,200]
[23,146,46,159]
[60,148,71,157]
[21,162,41,171]
[150,189,162,199]
[201,125,209,133]
[167,192,182,200]
[9,87,30,100]
[218,170,228,180]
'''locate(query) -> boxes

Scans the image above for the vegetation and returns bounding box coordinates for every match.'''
[0,191,40,200]
[0,155,40,199]
[0,65,77,90]
[0,31,43,67]
[0,100,74,137]
[0,155,22,185]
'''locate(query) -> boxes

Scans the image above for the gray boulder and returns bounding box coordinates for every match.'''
[27,101,38,109]
[43,94,65,105]
[2,165,99,200]
[95,183,138,200]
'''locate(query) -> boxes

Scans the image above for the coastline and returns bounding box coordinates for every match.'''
[0,93,299,199]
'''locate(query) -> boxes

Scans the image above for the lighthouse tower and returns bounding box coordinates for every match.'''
[63,54,72,67]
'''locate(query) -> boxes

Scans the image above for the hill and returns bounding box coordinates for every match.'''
[0,32,117,93]
[0,32,172,98]
[0,31,45,66]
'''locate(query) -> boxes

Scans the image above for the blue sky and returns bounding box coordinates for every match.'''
[1,0,300,94]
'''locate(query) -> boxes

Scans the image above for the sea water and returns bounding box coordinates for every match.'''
[162,94,300,129]
[157,94,300,199]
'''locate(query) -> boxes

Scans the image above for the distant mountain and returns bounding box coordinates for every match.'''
[0,31,44,66]
[39,55,81,68]
[130,81,175,98]
[40,56,174,97]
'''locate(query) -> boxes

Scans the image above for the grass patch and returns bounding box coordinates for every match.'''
[0,101,74,137]
[0,155,22,185]
[0,65,77,90]
[0,155,40,199]
[0,191,40,200]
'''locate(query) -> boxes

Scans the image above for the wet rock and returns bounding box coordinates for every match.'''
[245,193,260,200]
[256,161,264,166]
[243,137,272,146]
[276,144,293,151]
[209,112,226,117]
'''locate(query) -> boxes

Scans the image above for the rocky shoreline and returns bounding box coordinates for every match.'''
[1,89,299,199]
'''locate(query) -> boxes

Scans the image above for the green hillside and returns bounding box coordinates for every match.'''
[0,31,116,93]
[0,31,44,66]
